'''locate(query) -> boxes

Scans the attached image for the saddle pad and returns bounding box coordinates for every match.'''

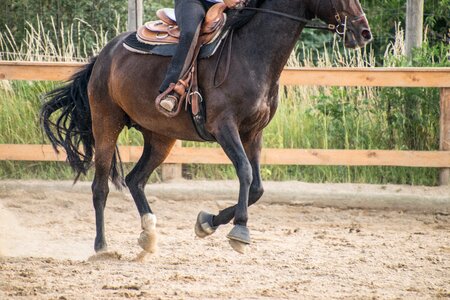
[123,30,228,58]
[161,8,176,22]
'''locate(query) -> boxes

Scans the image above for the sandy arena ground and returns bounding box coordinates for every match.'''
[0,180,449,299]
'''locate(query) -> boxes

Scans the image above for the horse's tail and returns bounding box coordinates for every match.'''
[40,57,124,189]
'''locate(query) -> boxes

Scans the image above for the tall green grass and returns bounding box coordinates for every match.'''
[1,21,449,184]
[0,17,121,61]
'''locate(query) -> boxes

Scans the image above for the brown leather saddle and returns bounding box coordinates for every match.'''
[137,3,227,46]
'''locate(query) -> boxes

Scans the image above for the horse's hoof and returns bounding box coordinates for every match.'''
[227,225,251,254]
[94,238,107,253]
[228,239,248,254]
[194,211,218,238]
[137,213,158,254]
[87,251,122,262]
[133,250,151,263]
[138,230,158,254]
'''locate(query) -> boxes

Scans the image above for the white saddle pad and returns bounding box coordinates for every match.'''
[162,8,176,22]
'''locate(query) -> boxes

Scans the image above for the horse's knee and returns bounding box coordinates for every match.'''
[237,162,253,186]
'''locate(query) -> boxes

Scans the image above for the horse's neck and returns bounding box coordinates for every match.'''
[236,0,307,83]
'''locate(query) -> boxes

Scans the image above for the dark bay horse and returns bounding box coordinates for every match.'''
[41,0,372,256]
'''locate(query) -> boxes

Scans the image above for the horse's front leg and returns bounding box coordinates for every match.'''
[215,132,264,225]
[201,123,253,252]
[195,132,264,249]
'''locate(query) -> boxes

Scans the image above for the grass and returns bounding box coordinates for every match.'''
[0,20,449,185]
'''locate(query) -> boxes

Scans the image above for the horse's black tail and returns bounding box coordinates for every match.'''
[40,57,124,189]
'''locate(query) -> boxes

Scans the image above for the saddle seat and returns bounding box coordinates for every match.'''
[137,3,227,46]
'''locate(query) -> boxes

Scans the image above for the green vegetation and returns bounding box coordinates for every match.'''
[0,2,449,185]
[2,0,448,61]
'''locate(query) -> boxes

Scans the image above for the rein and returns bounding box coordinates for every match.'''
[237,0,363,34]
[238,7,338,32]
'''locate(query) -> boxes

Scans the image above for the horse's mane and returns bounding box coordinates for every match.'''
[225,0,266,30]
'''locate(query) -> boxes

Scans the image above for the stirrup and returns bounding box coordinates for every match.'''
[155,82,185,118]
[160,93,179,112]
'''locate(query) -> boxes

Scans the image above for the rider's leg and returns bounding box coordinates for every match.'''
[159,0,212,112]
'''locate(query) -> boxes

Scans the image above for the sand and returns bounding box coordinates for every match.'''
[0,180,449,299]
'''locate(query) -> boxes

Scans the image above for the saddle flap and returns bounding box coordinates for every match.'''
[145,21,180,38]
[137,25,180,45]
[156,8,176,26]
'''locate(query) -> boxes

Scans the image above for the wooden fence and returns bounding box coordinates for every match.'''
[1,61,450,184]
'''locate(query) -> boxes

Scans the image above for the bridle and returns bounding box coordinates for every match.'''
[238,0,365,35]
[315,0,346,34]
[213,0,366,88]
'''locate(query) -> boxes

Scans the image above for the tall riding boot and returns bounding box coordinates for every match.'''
[158,0,208,114]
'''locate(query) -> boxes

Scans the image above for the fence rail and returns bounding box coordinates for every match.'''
[1,144,450,168]
[1,62,450,184]
[1,61,450,87]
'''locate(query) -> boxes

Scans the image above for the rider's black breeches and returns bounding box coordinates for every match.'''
[159,0,215,92]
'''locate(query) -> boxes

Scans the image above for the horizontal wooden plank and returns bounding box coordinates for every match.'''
[0,61,85,81]
[1,144,450,168]
[257,148,450,167]
[280,67,450,87]
[0,144,67,161]
[1,61,449,87]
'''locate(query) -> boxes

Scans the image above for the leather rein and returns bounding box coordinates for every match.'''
[237,0,361,35]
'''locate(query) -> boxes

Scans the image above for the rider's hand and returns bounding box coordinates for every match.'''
[224,0,243,9]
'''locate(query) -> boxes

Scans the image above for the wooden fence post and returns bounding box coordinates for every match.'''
[162,140,183,181]
[440,88,450,185]
[405,0,424,57]
[127,0,143,32]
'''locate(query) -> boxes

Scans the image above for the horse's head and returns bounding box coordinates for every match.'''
[310,0,372,48]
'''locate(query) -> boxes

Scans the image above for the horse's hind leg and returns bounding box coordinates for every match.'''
[125,130,176,256]
[91,103,126,253]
